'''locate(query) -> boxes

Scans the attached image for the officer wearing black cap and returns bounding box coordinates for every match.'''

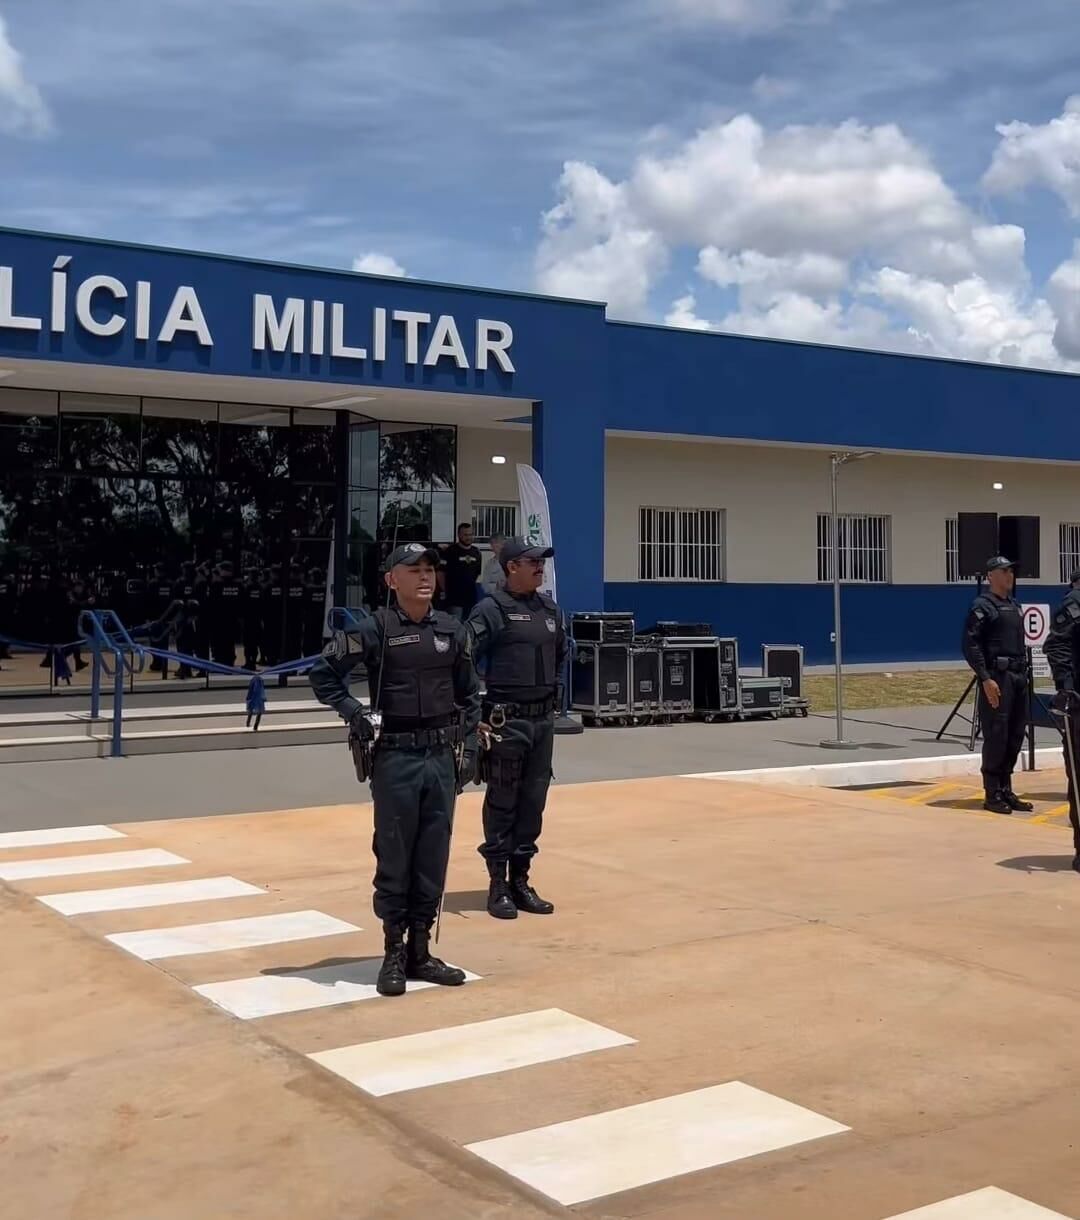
[961,555,1033,815]
[1043,567,1080,871]
[308,542,481,996]
[466,537,567,920]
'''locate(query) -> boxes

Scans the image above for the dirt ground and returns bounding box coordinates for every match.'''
[4,770,1080,1219]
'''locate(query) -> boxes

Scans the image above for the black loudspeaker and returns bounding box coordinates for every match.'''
[999,515,1040,579]
[957,512,999,578]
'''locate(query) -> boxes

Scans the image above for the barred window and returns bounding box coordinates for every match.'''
[638,507,725,581]
[945,517,963,583]
[816,512,891,583]
[472,501,518,541]
[1060,522,1080,582]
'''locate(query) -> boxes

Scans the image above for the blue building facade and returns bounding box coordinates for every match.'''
[0,226,1076,669]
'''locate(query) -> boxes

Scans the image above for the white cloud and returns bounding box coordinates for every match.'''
[983,96,1080,217]
[665,294,711,330]
[535,161,666,315]
[352,252,407,277]
[0,15,51,137]
[537,107,1080,372]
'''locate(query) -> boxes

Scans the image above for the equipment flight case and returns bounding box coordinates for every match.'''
[692,636,741,722]
[571,641,632,726]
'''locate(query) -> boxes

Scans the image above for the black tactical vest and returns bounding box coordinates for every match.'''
[975,593,1024,659]
[485,590,558,693]
[372,608,459,722]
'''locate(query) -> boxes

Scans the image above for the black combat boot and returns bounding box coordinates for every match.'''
[509,860,554,915]
[486,860,517,920]
[1002,789,1034,813]
[406,923,466,986]
[983,790,1012,815]
[376,921,408,997]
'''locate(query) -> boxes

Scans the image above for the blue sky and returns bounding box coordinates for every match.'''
[3,0,1080,368]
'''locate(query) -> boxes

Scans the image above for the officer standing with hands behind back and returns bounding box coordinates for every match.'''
[467,537,567,920]
[1042,568,1080,872]
[961,555,1034,815]
[308,542,481,997]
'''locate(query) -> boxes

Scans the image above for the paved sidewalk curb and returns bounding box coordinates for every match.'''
[683,746,1065,788]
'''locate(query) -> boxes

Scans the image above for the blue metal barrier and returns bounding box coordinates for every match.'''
[79,609,147,757]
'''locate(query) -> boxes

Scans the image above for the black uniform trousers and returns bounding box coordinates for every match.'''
[479,714,554,864]
[979,667,1028,795]
[370,744,457,926]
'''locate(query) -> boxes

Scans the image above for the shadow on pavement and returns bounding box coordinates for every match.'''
[441,889,489,915]
[996,855,1078,873]
[260,955,382,981]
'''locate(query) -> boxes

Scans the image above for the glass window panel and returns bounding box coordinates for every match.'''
[431,490,455,543]
[55,477,141,575]
[380,489,432,540]
[429,426,456,491]
[349,419,379,489]
[290,408,338,483]
[0,389,58,473]
[218,402,290,480]
[58,392,141,474]
[348,489,378,546]
[141,398,218,477]
[292,483,335,540]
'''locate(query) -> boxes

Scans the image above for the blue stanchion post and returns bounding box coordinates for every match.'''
[90,651,101,721]
[112,651,124,757]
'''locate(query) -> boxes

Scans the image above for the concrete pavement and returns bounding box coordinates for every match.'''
[4,774,1080,1217]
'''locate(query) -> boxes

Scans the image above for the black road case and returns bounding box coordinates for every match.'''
[630,643,662,723]
[693,636,741,721]
[571,641,631,725]
[739,676,785,718]
[570,612,635,644]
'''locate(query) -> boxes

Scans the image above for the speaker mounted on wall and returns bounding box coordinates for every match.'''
[956,512,999,579]
[998,515,1040,579]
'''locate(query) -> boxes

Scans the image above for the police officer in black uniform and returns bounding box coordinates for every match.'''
[308,542,481,997]
[962,555,1034,815]
[1043,567,1080,871]
[466,537,567,920]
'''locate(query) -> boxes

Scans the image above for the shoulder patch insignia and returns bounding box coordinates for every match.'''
[1068,602,1080,621]
[972,607,987,622]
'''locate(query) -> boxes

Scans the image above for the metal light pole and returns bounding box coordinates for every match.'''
[820,450,874,749]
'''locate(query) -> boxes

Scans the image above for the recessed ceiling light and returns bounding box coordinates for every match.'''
[491,454,507,465]
[992,482,1004,491]
[306,394,377,409]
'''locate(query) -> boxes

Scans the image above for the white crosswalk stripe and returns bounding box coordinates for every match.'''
[38,875,264,915]
[0,824,125,850]
[309,1008,633,1096]
[194,958,482,1019]
[106,909,360,960]
[465,1080,849,1206]
[883,1187,1075,1218]
[0,848,187,881]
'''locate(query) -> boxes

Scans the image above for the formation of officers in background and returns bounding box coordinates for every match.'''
[0,522,510,677]
[309,528,564,998]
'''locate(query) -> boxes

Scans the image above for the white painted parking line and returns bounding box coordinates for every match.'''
[105,909,360,960]
[0,824,125,850]
[465,1080,848,1206]
[309,1008,634,1097]
[884,1187,1074,1218]
[194,958,481,1019]
[0,848,186,881]
[38,876,264,916]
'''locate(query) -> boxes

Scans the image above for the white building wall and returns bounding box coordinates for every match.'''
[456,426,531,533]
[604,435,1080,585]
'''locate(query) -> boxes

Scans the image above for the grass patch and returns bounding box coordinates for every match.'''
[804,669,972,711]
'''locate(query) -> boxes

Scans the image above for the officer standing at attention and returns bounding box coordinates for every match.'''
[466,537,566,920]
[961,555,1034,815]
[1042,568,1080,871]
[308,542,481,997]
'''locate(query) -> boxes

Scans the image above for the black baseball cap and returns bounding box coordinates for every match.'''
[500,536,555,569]
[985,555,1014,573]
[385,542,439,570]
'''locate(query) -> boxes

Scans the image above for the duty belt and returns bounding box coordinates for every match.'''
[377,723,464,750]
[484,695,556,725]
[992,656,1026,673]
